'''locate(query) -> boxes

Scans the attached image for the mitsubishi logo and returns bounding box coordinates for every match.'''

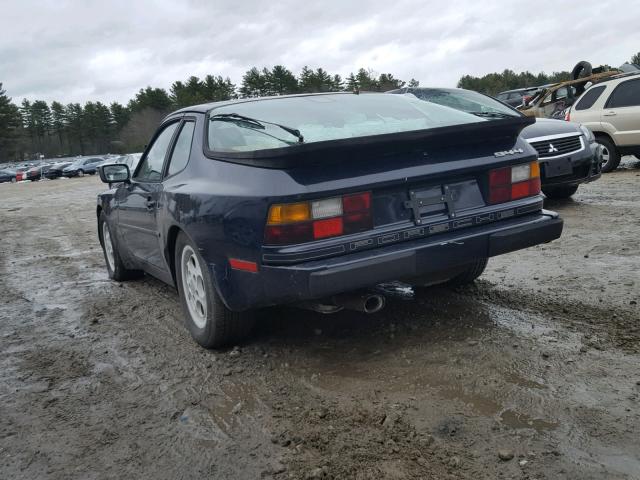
[548,143,559,153]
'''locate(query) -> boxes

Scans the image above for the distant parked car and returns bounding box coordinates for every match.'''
[26,164,54,181]
[62,157,105,177]
[496,87,543,107]
[387,87,602,199]
[44,162,73,179]
[566,72,640,172]
[0,168,17,183]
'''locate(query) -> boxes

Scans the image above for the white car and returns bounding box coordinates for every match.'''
[567,72,640,172]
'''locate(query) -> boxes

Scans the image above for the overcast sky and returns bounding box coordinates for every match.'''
[1,0,636,105]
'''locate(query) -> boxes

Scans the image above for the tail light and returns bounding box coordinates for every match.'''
[265,192,372,245]
[488,161,540,204]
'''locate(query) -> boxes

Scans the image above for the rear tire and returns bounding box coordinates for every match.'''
[596,137,620,172]
[78,169,85,177]
[543,185,579,199]
[99,212,142,281]
[447,258,488,286]
[174,232,254,348]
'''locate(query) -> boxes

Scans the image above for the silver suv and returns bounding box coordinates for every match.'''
[568,72,640,172]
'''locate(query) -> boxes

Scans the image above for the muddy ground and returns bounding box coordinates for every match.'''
[1,158,639,480]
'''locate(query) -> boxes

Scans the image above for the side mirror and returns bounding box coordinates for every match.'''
[98,163,130,185]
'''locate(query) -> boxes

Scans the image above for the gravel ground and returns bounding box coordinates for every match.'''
[1,158,639,480]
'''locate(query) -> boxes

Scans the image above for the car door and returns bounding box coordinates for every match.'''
[117,121,180,269]
[602,78,640,146]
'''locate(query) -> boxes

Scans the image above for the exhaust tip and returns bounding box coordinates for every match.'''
[363,294,385,314]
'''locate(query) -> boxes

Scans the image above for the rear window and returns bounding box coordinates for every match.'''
[207,94,483,153]
[409,88,520,118]
[575,85,606,110]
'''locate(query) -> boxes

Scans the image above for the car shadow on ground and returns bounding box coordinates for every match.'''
[251,285,497,352]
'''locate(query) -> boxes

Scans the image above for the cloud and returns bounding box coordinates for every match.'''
[0,0,635,104]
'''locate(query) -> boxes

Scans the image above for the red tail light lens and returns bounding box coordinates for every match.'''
[265,192,372,245]
[313,217,343,239]
[488,162,541,205]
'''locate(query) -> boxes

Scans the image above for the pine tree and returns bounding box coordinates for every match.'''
[50,101,67,153]
[239,67,268,98]
[0,83,22,162]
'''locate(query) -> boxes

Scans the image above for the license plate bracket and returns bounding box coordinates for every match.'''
[544,158,573,178]
[404,185,457,225]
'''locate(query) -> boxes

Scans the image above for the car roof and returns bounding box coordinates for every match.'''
[590,71,640,85]
[169,91,363,117]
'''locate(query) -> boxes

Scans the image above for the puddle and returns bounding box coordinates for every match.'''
[500,409,558,432]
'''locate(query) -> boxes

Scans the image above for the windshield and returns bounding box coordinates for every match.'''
[407,88,520,118]
[207,93,484,153]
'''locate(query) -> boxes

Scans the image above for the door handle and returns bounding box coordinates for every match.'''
[145,198,156,210]
[603,111,617,117]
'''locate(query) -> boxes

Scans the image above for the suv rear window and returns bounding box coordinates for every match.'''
[575,85,606,110]
[606,78,640,108]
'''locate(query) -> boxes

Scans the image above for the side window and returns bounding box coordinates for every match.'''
[606,79,640,108]
[166,121,195,177]
[555,87,568,100]
[575,85,606,110]
[135,123,179,181]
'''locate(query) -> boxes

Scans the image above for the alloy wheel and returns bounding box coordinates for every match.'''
[181,245,208,329]
[102,222,115,272]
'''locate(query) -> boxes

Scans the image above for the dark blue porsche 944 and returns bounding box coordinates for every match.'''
[97,92,563,348]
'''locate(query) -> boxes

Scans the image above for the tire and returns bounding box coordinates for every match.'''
[447,258,488,286]
[174,232,254,348]
[596,137,620,173]
[543,185,579,199]
[11,177,16,183]
[99,212,142,281]
[571,61,592,80]
[77,169,84,177]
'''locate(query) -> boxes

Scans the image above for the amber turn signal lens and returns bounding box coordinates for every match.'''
[267,202,310,224]
[530,161,540,178]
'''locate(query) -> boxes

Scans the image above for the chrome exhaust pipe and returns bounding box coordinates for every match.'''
[332,292,386,314]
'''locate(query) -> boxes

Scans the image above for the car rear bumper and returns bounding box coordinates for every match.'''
[214,210,563,311]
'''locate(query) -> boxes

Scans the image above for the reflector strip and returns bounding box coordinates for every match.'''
[229,258,258,273]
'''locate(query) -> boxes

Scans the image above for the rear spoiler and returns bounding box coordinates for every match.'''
[204,116,535,169]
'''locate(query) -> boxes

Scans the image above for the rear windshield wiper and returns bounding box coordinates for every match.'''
[468,111,518,119]
[210,113,304,143]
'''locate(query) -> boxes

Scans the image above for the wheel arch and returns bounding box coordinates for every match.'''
[96,205,104,246]
[593,130,615,144]
[166,225,182,286]
[167,226,233,310]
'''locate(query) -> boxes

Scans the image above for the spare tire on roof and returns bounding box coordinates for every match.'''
[571,61,593,80]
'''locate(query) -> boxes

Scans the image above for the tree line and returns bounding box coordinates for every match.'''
[458,51,640,96]
[0,67,412,163]
[1,52,638,163]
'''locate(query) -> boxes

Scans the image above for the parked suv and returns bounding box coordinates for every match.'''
[567,72,640,172]
[62,157,105,177]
